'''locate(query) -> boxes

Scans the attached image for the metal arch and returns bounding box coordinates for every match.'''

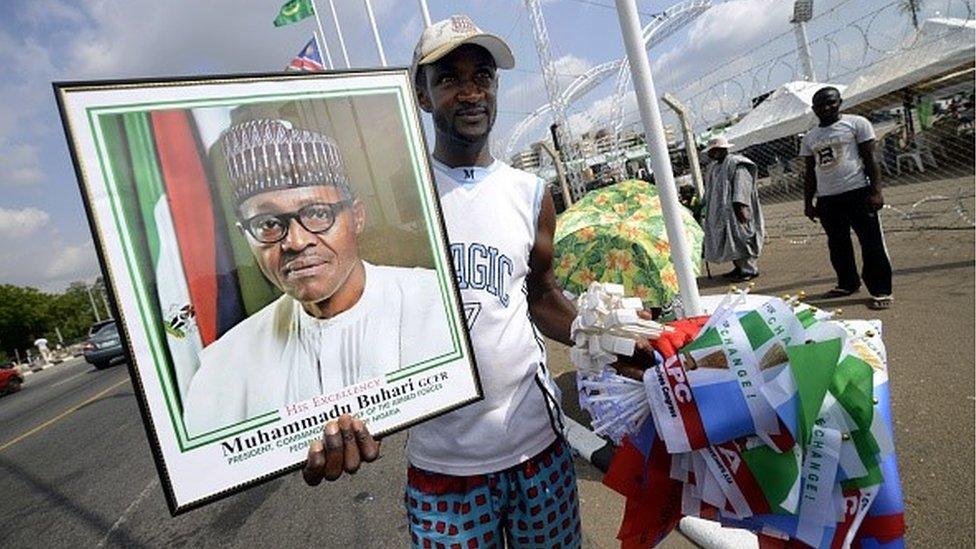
[504,60,625,160]
[503,0,715,159]
[609,0,714,143]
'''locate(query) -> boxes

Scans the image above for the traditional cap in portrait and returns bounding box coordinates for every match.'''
[220,119,351,204]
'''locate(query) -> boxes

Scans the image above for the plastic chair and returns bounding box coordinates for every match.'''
[896,149,924,174]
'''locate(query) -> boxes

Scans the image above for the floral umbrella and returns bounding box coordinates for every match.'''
[554,179,703,308]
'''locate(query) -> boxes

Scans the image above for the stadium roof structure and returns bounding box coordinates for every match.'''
[843,17,975,110]
[724,80,846,151]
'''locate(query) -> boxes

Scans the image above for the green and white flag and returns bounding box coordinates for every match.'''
[274,0,314,27]
[121,112,204,402]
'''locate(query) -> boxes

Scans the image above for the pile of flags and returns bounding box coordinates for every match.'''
[574,288,906,548]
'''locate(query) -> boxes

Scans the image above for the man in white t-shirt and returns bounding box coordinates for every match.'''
[801,86,893,310]
[183,119,452,437]
[303,15,640,548]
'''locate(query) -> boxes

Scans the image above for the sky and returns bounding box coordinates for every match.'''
[0,0,969,292]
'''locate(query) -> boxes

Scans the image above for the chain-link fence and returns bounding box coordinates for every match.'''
[511,0,974,243]
[668,1,974,242]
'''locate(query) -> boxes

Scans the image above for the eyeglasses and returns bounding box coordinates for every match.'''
[239,200,354,244]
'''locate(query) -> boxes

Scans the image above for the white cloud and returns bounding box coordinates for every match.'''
[0,232,98,291]
[0,143,44,186]
[504,54,594,109]
[17,0,88,25]
[566,90,638,136]
[45,241,98,281]
[651,0,793,99]
[0,206,50,238]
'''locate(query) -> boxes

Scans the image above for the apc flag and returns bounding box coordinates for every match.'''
[287,36,326,72]
[274,0,314,27]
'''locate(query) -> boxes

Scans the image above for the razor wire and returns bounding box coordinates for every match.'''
[675,0,972,127]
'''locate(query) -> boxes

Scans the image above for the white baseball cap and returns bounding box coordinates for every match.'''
[411,15,515,78]
[703,135,734,152]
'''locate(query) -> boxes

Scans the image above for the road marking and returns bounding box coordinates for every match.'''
[97,477,159,548]
[0,377,130,452]
[49,370,91,389]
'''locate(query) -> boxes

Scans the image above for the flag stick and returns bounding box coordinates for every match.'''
[309,0,334,69]
[614,0,702,317]
[327,0,352,68]
[363,0,388,66]
[417,0,432,28]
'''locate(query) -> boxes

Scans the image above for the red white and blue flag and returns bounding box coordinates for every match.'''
[287,36,326,72]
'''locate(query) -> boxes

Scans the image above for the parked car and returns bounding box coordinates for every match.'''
[0,361,23,395]
[83,320,126,370]
[88,319,115,337]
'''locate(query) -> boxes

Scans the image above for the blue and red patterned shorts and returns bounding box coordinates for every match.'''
[404,439,581,548]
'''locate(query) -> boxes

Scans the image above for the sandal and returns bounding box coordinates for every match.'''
[819,287,859,299]
[721,268,742,279]
[868,295,893,310]
[730,272,759,282]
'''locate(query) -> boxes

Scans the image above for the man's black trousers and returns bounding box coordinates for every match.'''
[817,187,893,296]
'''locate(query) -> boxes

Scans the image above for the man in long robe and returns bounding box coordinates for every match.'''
[702,136,764,282]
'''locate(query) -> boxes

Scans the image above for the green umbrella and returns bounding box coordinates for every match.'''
[554,179,703,307]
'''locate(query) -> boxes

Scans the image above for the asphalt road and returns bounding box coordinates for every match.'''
[0,357,654,548]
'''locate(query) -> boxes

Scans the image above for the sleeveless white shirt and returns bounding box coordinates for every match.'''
[405,159,560,475]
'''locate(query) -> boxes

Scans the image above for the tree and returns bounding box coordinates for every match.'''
[900,0,923,30]
[0,281,102,358]
[0,285,53,356]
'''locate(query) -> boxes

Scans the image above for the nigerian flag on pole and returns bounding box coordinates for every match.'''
[274,0,314,27]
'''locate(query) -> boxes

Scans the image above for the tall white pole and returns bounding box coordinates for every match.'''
[327,0,352,68]
[87,284,102,322]
[309,0,335,69]
[417,0,432,27]
[363,0,388,67]
[614,0,702,317]
[793,22,817,81]
[101,290,112,319]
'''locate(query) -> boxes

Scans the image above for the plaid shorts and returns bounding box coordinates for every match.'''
[404,439,581,549]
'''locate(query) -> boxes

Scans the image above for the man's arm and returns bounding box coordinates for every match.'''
[803,156,818,221]
[857,140,884,211]
[527,189,576,346]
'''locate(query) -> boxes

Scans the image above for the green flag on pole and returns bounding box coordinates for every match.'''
[274,0,314,27]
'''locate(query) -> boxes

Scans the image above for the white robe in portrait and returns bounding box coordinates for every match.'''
[183,262,455,436]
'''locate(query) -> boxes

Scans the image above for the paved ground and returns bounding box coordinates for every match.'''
[0,178,972,547]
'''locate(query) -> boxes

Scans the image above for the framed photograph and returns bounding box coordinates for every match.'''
[54,70,480,514]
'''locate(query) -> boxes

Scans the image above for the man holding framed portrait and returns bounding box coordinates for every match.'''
[302,15,622,548]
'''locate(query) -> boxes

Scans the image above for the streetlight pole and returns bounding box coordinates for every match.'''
[614,0,702,317]
[791,0,817,81]
[101,289,112,319]
[86,284,102,323]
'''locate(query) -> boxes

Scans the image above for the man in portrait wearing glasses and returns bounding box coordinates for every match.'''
[183,118,453,436]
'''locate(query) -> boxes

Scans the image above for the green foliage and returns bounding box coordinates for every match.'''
[0,281,106,357]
